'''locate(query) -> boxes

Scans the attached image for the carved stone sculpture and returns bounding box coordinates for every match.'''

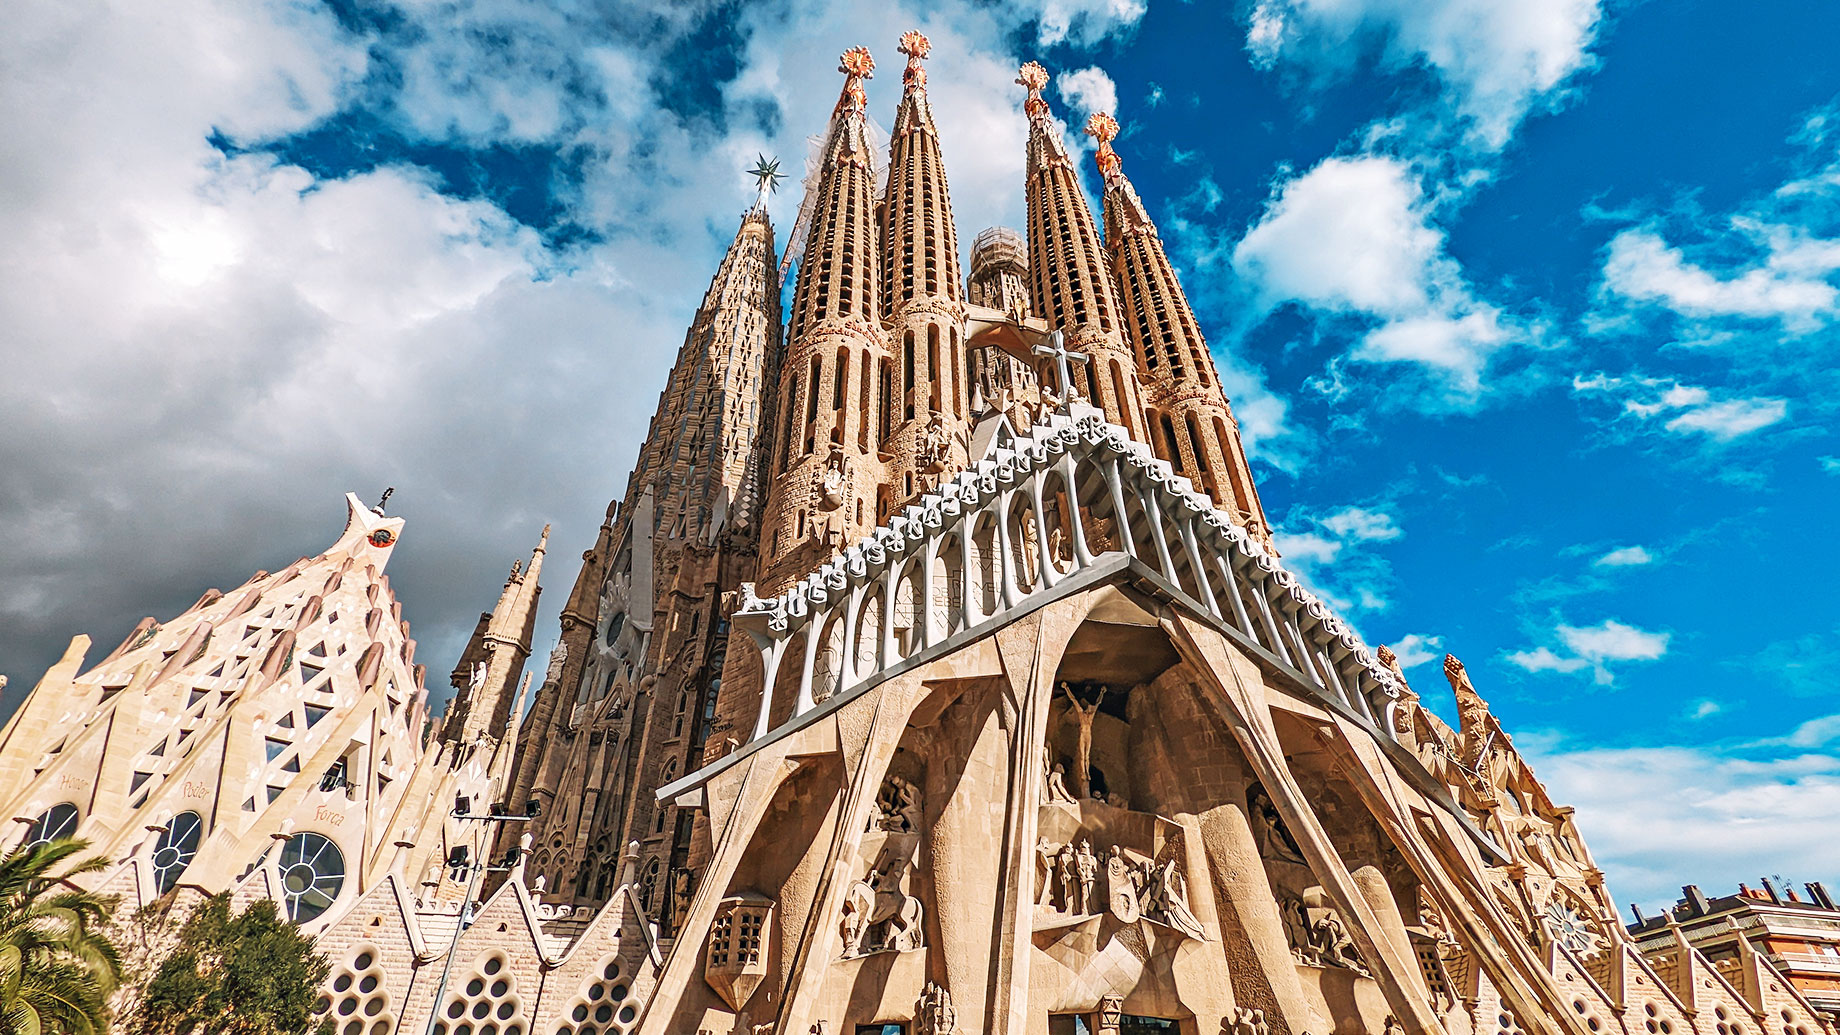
[840,855,924,956]
[1061,682,1107,798]
[1075,839,1099,915]
[872,774,922,833]
[1098,994,1125,1035]
[916,981,956,1035]
[1230,1007,1270,1035]
[1106,846,1139,923]
[1042,747,1076,805]
[1036,838,1061,908]
[1159,859,1207,939]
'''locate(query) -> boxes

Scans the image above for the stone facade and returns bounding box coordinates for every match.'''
[1,32,1831,1035]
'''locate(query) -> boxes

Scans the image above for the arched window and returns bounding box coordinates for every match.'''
[277,832,346,923]
[639,859,661,914]
[152,811,204,894]
[24,803,79,849]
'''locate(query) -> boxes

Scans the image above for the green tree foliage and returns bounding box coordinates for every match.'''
[0,836,122,1035]
[132,895,332,1035]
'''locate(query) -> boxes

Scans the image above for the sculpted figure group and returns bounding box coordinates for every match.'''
[1031,833,1205,938]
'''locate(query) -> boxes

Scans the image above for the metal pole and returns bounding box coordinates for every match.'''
[421,857,486,1035]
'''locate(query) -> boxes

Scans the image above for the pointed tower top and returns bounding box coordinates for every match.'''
[1085,112,1122,180]
[836,46,874,116]
[1018,61,1050,119]
[899,30,930,90]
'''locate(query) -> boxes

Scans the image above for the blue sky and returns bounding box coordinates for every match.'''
[2,0,1835,912]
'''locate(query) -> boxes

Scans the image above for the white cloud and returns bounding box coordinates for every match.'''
[1594,106,1840,345]
[1574,374,1789,443]
[1031,0,1148,48]
[1594,545,1652,567]
[1602,228,1839,332]
[1057,66,1119,120]
[1508,618,1670,685]
[1242,0,1604,149]
[1505,646,1589,675]
[1387,633,1444,669]
[1687,699,1721,720]
[0,0,1142,695]
[1321,506,1402,542]
[1524,730,1840,911]
[1234,155,1519,400]
[1273,504,1405,614]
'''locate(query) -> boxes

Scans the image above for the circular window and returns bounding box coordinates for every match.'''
[278,832,346,923]
[26,803,80,848]
[152,811,205,894]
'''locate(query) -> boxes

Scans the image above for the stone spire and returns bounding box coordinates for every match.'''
[506,181,784,904]
[1017,63,1148,440]
[444,525,547,745]
[758,46,892,594]
[1084,112,1271,543]
[882,30,970,509]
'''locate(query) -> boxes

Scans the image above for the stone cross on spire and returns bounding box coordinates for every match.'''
[1085,112,1123,181]
[898,30,930,90]
[1032,330,1089,407]
[836,46,874,116]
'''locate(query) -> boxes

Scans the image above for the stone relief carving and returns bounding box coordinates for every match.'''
[1280,893,1370,975]
[1249,786,1307,865]
[839,852,924,957]
[1033,830,1206,938]
[1228,1007,1271,1035]
[916,411,952,474]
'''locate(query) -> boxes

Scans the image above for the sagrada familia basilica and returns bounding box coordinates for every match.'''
[3,32,1832,1035]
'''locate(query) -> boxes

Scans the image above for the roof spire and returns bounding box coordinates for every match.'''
[372,486,394,516]
[1084,112,1123,182]
[835,46,874,117]
[898,30,930,91]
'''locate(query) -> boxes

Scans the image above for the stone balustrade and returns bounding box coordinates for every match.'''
[722,406,1407,761]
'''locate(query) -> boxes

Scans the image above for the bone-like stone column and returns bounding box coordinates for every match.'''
[1352,863,1429,1001]
[1198,788,1318,1035]
[926,688,1011,1028]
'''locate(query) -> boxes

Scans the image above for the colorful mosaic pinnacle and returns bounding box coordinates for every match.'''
[899,29,930,89]
[1086,111,1123,177]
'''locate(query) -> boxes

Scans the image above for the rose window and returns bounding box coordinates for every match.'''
[1544,900,1604,959]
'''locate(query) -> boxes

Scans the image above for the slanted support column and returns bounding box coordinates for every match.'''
[1169,615,1448,1035]
[1103,458,1137,557]
[1060,457,1096,568]
[794,617,822,716]
[1029,473,1058,590]
[1213,554,1257,638]
[751,634,787,741]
